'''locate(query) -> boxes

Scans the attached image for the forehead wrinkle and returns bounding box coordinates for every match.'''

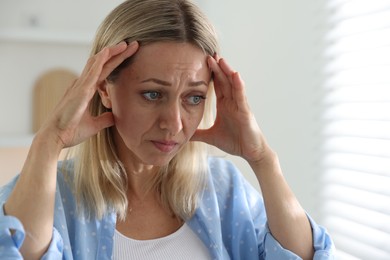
[141,78,171,86]
[141,77,208,88]
[188,81,208,87]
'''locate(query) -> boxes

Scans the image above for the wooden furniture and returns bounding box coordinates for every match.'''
[33,69,77,132]
[0,146,29,185]
[0,146,68,186]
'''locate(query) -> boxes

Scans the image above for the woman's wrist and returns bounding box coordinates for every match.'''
[247,146,280,174]
[33,128,65,159]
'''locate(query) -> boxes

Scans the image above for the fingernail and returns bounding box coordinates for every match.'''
[214,53,221,62]
[127,41,138,46]
[236,72,243,82]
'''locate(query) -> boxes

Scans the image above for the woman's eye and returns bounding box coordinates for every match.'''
[142,91,161,101]
[187,95,206,105]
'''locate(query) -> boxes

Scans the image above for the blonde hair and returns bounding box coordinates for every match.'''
[69,0,219,221]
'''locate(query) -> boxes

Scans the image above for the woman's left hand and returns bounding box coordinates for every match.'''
[193,57,315,260]
[191,56,270,164]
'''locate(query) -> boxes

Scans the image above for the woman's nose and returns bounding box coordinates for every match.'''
[159,101,183,136]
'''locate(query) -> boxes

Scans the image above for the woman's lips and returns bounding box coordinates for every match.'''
[151,140,178,153]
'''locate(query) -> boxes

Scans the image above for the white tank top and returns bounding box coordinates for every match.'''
[113,223,211,260]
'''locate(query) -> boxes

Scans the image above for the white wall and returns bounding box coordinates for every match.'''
[0,0,322,219]
[0,0,123,136]
[200,0,322,219]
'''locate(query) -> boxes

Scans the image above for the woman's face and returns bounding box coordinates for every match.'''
[102,42,211,166]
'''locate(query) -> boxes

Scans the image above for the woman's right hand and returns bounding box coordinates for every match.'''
[3,41,139,260]
[37,41,139,151]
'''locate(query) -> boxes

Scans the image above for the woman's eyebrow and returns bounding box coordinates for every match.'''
[141,78,171,86]
[141,78,208,87]
[188,80,208,87]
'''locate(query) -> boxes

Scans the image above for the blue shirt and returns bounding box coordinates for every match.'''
[0,157,335,259]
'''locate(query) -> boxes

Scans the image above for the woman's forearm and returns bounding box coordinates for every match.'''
[249,149,314,260]
[4,133,62,260]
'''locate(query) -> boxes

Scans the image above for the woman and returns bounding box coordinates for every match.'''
[0,0,334,259]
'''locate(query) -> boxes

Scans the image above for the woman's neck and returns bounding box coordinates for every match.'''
[125,164,159,199]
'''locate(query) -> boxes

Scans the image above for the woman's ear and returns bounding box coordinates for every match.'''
[98,80,112,109]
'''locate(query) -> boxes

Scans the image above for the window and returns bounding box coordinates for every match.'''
[319,0,390,259]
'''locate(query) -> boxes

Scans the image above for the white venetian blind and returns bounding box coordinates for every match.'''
[319,0,390,259]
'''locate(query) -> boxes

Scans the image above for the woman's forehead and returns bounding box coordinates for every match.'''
[126,42,210,77]
[135,42,207,62]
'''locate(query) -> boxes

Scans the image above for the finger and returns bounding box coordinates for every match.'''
[208,56,232,99]
[83,112,115,137]
[219,58,235,73]
[78,42,129,91]
[92,112,115,131]
[81,42,126,80]
[75,47,110,96]
[213,53,221,63]
[99,41,139,82]
[65,112,114,148]
[232,72,250,112]
[219,58,236,85]
[190,128,213,144]
[108,41,129,56]
[208,56,222,99]
[86,42,129,85]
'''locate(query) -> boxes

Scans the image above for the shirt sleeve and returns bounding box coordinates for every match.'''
[0,212,25,258]
[205,157,336,259]
[262,214,335,259]
[0,181,64,259]
[230,162,336,259]
[226,159,336,259]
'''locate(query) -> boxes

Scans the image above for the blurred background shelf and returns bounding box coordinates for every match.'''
[0,28,93,45]
[0,135,34,147]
